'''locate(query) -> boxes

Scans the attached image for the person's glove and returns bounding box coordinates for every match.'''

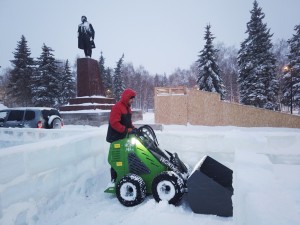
[127,128,139,135]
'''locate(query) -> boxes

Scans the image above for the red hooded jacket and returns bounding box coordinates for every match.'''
[106,89,136,143]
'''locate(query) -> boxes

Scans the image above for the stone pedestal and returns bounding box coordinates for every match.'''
[60,110,143,127]
[60,58,120,125]
[77,58,105,97]
[60,58,116,112]
[59,96,116,111]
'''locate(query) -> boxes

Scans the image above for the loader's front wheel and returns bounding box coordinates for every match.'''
[116,174,146,207]
[152,171,184,205]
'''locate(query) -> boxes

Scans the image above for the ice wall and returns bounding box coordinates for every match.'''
[157,126,300,225]
[1,126,300,225]
[0,127,109,225]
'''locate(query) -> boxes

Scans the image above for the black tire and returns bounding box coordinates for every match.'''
[152,171,185,205]
[51,118,62,129]
[116,174,146,207]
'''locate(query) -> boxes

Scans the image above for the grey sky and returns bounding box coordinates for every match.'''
[0,0,299,75]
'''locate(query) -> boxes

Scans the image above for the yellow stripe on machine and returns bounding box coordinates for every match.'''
[114,143,121,148]
[116,162,123,166]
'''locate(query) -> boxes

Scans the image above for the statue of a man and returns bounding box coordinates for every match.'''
[78,15,95,58]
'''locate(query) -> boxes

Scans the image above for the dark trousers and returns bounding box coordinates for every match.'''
[111,167,117,182]
[84,48,92,57]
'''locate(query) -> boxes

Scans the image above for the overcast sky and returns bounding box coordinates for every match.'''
[0,0,299,75]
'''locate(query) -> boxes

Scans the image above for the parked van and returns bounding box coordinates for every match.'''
[0,107,63,129]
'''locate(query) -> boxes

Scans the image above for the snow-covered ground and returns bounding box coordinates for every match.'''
[1,112,300,225]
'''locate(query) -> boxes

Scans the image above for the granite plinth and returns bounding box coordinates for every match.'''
[77,58,105,97]
[61,110,143,127]
[69,97,115,105]
[59,58,119,125]
[60,96,116,111]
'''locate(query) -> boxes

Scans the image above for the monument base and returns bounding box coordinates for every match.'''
[60,110,143,127]
[59,96,118,126]
[76,58,105,97]
[58,57,144,126]
[59,96,116,111]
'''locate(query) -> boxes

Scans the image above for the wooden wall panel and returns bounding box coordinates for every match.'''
[155,87,300,128]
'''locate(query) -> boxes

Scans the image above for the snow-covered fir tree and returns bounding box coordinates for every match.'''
[98,52,113,97]
[98,52,105,77]
[58,59,76,105]
[113,54,125,101]
[281,24,300,113]
[98,52,107,92]
[105,67,113,97]
[7,35,35,106]
[32,43,60,107]
[238,0,278,110]
[196,24,226,100]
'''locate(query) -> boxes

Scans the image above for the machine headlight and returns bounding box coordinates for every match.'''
[131,137,138,145]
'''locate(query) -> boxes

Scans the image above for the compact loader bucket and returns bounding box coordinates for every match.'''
[186,155,233,217]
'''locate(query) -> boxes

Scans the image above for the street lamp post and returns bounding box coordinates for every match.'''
[284,65,293,114]
[291,70,293,114]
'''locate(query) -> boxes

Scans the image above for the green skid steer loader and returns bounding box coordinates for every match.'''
[104,125,233,217]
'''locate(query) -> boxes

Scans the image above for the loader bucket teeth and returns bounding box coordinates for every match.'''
[186,155,233,217]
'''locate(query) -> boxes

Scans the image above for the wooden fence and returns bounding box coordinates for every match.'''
[154,87,300,128]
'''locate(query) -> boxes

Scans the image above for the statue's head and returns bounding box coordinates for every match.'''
[81,16,87,22]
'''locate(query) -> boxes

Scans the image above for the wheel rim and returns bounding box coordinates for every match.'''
[156,180,175,201]
[53,119,61,129]
[120,182,137,201]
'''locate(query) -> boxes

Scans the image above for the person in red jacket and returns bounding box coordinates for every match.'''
[106,88,136,182]
[106,88,136,143]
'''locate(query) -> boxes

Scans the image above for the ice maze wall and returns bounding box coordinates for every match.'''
[0,128,108,224]
[1,127,300,225]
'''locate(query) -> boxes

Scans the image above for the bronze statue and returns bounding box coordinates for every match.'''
[78,15,95,58]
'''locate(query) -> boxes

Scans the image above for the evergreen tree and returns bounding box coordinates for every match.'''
[105,67,113,97]
[98,52,107,93]
[59,59,76,105]
[196,24,226,99]
[33,43,60,107]
[113,54,125,101]
[7,35,35,106]
[281,24,300,113]
[238,0,278,110]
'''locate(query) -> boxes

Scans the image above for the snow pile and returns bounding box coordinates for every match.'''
[0,103,7,110]
[0,113,300,225]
